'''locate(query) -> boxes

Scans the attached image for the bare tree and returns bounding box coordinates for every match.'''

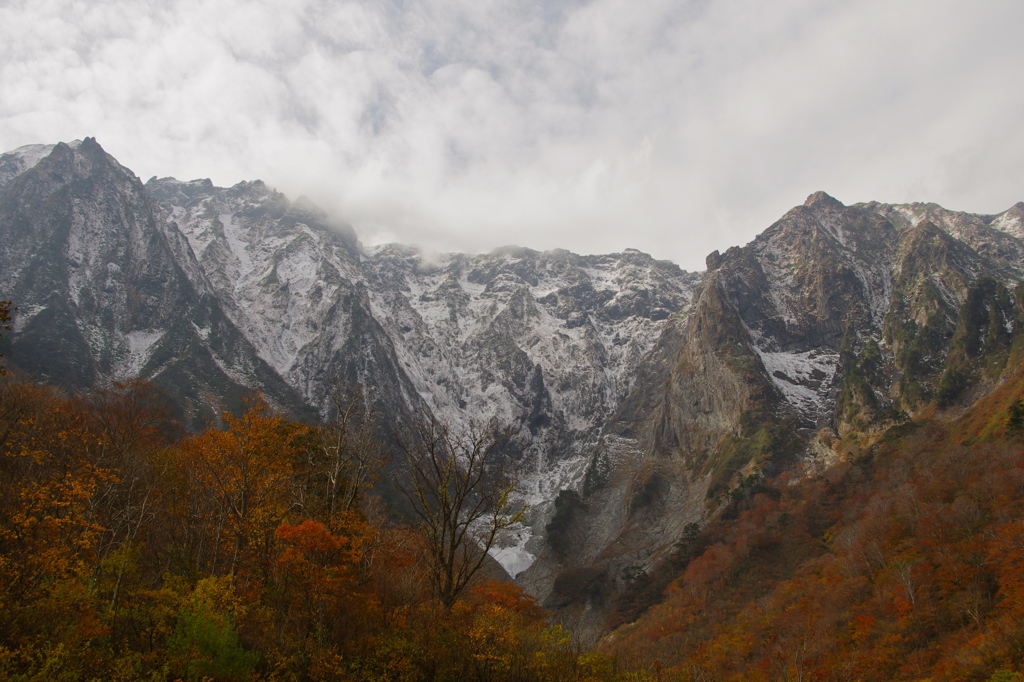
[295,389,387,529]
[0,300,12,376]
[396,415,525,609]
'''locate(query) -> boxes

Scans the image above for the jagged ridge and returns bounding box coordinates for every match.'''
[2,141,1023,639]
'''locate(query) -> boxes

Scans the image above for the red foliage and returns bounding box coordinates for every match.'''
[602,376,1024,680]
[469,580,546,624]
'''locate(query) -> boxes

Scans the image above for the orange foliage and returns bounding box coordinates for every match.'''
[603,378,1024,681]
[168,396,306,579]
[0,378,603,681]
[469,579,546,623]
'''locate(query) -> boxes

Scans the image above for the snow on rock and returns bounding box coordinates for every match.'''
[220,212,254,279]
[6,143,53,169]
[144,174,704,578]
[0,141,91,189]
[490,545,535,580]
[756,348,839,420]
[488,447,594,576]
[357,247,698,576]
[10,304,46,332]
[362,247,698,446]
[992,207,1024,240]
[121,329,166,378]
[148,178,363,378]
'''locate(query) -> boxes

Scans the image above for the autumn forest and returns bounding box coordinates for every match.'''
[3,310,1024,680]
[0,374,614,681]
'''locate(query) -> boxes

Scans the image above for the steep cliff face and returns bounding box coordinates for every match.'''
[0,139,701,580]
[538,196,898,582]
[611,191,1024,471]
[145,175,425,424]
[3,139,1023,637]
[528,192,1024,642]
[0,139,307,422]
[360,245,700,574]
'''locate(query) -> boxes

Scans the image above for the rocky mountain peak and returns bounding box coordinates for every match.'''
[76,136,104,158]
[4,139,1024,635]
[0,143,61,191]
[990,201,1024,241]
[0,138,313,422]
[43,137,126,182]
[803,190,843,208]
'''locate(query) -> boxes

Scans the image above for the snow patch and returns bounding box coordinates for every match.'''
[220,213,253,278]
[122,329,165,377]
[8,144,54,172]
[992,210,1024,240]
[192,322,212,340]
[487,448,593,577]
[490,542,535,579]
[755,348,839,418]
[11,304,46,332]
[753,240,801,327]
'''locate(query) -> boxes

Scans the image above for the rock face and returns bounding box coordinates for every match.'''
[0,139,309,422]
[0,139,700,579]
[144,175,423,427]
[360,246,700,575]
[3,140,1023,637]
[524,191,1024,642]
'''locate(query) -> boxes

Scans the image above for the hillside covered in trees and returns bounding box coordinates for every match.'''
[0,376,608,681]
[602,369,1024,681]
[3,366,1024,681]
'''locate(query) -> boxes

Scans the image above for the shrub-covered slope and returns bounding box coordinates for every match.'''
[602,366,1024,680]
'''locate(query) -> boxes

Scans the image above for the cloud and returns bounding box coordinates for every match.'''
[1,0,1022,270]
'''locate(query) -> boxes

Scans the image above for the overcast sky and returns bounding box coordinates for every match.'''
[1,0,1022,271]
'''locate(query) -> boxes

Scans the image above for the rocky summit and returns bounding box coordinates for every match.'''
[2,138,1023,639]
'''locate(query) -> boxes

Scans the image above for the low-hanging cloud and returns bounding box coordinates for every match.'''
[2,0,1022,270]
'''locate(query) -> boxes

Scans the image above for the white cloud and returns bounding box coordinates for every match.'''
[1,0,1022,270]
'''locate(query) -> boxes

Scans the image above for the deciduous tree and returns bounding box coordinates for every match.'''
[396,416,524,609]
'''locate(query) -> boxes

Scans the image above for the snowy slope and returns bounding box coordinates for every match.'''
[360,246,700,574]
[144,176,702,576]
[8,139,1024,583]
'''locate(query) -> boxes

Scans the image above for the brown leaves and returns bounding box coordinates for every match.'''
[604,412,1024,680]
[0,380,612,680]
[171,396,305,577]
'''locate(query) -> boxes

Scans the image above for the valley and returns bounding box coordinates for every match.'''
[2,138,1024,678]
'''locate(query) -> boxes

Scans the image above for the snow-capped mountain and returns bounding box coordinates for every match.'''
[3,139,1024,634]
[0,139,700,579]
[0,139,311,419]
[144,171,701,579]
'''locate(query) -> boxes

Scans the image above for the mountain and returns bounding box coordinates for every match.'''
[2,138,1023,642]
[0,138,699,580]
[518,190,1024,640]
[0,139,311,422]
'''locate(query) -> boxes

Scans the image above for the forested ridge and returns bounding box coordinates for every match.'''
[603,368,1024,681]
[0,376,608,681]
[3,316,1024,679]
